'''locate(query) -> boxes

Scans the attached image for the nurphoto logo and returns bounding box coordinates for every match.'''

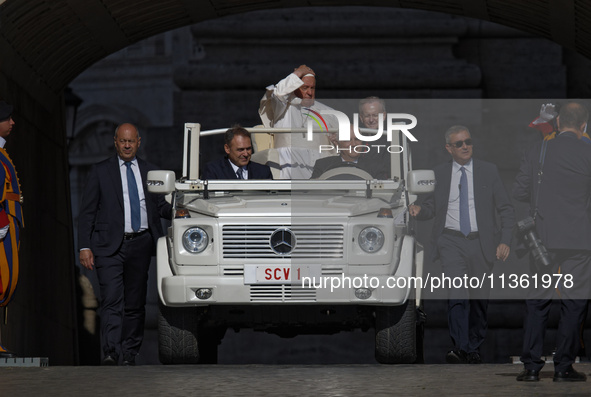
[305,109,418,154]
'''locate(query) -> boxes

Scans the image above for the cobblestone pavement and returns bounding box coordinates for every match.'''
[2,363,591,396]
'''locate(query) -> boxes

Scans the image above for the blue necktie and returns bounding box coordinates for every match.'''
[236,167,244,179]
[459,166,471,236]
[125,161,141,232]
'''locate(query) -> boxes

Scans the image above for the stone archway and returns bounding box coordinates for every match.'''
[0,0,590,364]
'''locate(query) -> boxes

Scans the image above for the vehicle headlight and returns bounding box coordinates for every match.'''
[358,226,384,253]
[182,227,209,253]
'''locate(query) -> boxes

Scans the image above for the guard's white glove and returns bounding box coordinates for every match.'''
[536,103,557,123]
[0,225,9,240]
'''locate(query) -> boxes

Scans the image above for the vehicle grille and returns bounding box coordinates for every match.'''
[222,224,344,259]
[222,267,244,276]
[249,285,316,302]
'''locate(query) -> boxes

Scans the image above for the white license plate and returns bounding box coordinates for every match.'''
[244,265,320,285]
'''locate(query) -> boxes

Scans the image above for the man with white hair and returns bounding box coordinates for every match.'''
[259,64,336,179]
[359,96,387,131]
[358,97,390,171]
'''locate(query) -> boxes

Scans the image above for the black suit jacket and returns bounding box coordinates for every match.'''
[78,155,172,257]
[311,154,388,179]
[417,158,515,263]
[513,131,591,250]
[202,157,273,180]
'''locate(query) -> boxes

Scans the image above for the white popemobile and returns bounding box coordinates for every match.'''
[147,123,435,364]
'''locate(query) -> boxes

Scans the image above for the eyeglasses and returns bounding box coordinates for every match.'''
[448,139,473,148]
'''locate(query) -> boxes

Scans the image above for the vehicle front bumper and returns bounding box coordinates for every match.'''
[157,236,418,307]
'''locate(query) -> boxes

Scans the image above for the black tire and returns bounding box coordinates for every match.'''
[375,300,417,364]
[158,304,215,364]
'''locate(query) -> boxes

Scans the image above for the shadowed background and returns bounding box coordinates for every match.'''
[1,1,591,364]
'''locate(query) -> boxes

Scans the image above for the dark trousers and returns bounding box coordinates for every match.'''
[437,233,491,353]
[95,232,152,360]
[521,250,591,372]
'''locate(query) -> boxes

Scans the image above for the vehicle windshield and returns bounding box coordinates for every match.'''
[197,127,410,182]
[249,140,396,181]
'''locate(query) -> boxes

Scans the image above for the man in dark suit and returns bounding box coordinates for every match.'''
[311,125,388,179]
[358,97,390,171]
[78,123,172,366]
[409,125,515,364]
[202,125,273,180]
[513,102,591,382]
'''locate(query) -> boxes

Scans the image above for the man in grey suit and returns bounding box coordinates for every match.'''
[409,125,515,364]
[513,102,591,382]
[78,123,171,366]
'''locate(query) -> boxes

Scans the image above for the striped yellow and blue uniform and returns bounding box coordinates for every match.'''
[0,147,23,307]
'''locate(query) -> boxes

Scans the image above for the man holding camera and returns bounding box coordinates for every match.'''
[513,101,591,382]
[409,125,515,364]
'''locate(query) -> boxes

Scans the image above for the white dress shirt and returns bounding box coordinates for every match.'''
[228,159,248,180]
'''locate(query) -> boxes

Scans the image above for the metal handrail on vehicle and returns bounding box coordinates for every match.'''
[175,178,399,191]
[182,123,404,185]
[198,127,380,136]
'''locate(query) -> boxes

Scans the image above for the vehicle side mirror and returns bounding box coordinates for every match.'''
[407,170,435,194]
[147,170,176,195]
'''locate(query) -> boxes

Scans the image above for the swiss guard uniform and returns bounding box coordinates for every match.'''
[0,101,23,358]
[0,147,23,303]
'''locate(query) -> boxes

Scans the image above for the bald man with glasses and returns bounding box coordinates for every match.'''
[409,125,515,364]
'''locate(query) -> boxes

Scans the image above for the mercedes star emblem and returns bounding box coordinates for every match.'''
[270,228,296,255]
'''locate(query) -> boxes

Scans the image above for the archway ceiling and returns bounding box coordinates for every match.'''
[0,0,588,107]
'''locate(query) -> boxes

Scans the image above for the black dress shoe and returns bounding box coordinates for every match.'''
[553,367,587,382]
[516,369,540,382]
[122,352,137,366]
[122,357,136,366]
[467,352,482,364]
[445,349,467,364]
[102,355,118,366]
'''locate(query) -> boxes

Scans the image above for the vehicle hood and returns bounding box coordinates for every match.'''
[183,193,398,217]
